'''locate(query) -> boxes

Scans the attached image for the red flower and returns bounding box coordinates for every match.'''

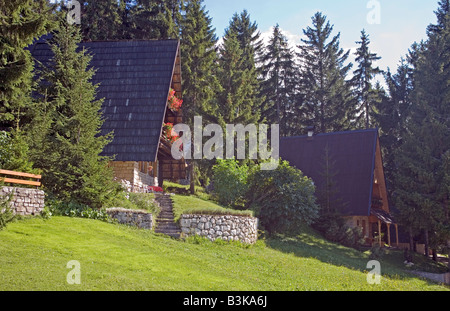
[163,122,180,143]
[168,88,183,112]
[149,186,164,192]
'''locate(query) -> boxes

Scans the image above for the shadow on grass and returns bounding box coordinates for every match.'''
[264,231,448,285]
[266,233,370,271]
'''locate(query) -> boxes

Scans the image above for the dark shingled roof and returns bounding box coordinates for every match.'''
[280,129,379,217]
[31,38,180,162]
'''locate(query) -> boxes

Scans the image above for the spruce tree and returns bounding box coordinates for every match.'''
[260,24,297,136]
[215,33,260,127]
[34,19,119,208]
[225,10,264,70]
[180,0,219,193]
[297,12,355,133]
[117,0,135,40]
[0,0,53,130]
[81,0,122,41]
[180,0,218,124]
[161,0,183,38]
[130,0,181,40]
[372,58,414,199]
[223,10,264,121]
[352,29,382,129]
[394,0,450,258]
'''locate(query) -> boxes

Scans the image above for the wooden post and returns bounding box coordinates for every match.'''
[378,220,382,247]
[387,223,391,247]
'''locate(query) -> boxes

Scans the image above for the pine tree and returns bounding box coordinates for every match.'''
[34,20,119,208]
[81,0,122,41]
[352,29,382,129]
[215,33,260,127]
[0,0,53,130]
[372,58,414,199]
[130,0,181,40]
[260,24,297,136]
[180,0,218,124]
[297,12,355,133]
[180,0,219,193]
[161,0,183,38]
[223,10,264,120]
[394,0,450,258]
[117,0,135,40]
[225,10,264,70]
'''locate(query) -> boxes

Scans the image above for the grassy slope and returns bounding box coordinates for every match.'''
[0,216,448,291]
[171,195,253,223]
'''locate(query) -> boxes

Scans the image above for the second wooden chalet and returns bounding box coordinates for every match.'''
[31,39,187,192]
[280,128,399,247]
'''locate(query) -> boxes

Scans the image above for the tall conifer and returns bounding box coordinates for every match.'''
[223,10,264,121]
[81,0,122,41]
[260,24,296,136]
[394,0,450,258]
[35,19,118,208]
[297,12,355,133]
[215,33,260,127]
[0,0,53,129]
[352,29,382,129]
[180,0,219,192]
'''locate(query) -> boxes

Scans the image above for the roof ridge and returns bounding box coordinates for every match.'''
[281,128,378,140]
[82,39,179,44]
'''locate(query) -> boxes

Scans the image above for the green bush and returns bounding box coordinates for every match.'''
[211,159,252,208]
[246,160,319,234]
[0,191,15,230]
[46,198,111,222]
[107,191,159,215]
[0,130,36,173]
[369,245,386,260]
[313,213,365,249]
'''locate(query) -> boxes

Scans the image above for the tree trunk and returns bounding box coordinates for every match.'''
[408,226,414,252]
[424,229,429,258]
[432,249,437,261]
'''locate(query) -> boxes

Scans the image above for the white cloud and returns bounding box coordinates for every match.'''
[259,26,303,52]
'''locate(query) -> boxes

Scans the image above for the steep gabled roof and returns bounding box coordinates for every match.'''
[280,129,380,217]
[31,39,180,162]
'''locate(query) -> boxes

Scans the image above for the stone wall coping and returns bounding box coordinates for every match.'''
[106,208,151,215]
[181,214,256,219]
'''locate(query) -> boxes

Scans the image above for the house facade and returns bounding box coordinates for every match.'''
[31,39,186,192]
[280,128,398,247]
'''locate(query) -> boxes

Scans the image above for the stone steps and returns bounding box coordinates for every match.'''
[154,194,181,239]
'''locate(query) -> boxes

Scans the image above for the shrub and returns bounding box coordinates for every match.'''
[0,191,15,230]
[369,245,386,260]
[211,159,252,208]
[246,160,319,234]
[46,198,111,222]
[0,130,36,173]
[313,213,365,249]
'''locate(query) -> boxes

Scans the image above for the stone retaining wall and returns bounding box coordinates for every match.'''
[0,186,45,216]
[106,208,153,230]
[179,214,258,244]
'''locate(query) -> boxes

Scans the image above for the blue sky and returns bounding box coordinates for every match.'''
[203,0,439,74]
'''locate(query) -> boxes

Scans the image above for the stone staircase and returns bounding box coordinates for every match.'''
[154,194,181,239]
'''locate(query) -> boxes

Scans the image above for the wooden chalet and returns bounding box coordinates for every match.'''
[31,39,186,192]
[280,128,399,247]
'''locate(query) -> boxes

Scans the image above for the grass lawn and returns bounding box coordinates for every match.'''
[171,195,253,223]
[0,216,448,291]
